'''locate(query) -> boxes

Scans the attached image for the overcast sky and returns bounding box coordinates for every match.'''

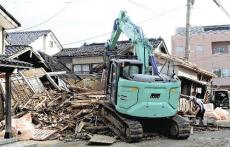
[1,0,230,51]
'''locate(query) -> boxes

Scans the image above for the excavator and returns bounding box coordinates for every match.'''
[100,10,191,142]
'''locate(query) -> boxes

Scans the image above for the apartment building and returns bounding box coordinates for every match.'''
[172,25,230,89]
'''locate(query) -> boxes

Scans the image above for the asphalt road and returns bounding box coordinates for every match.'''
[29,128,230,147]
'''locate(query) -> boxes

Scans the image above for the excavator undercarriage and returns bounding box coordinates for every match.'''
[100,103,191,143]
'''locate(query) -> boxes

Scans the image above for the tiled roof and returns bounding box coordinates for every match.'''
[0,55,32,68]
[38,51,80,79]
[6,30,51,45]
[176,24,230,35]
[5,45,31,56]
[55,38,163,57]
[38,51,71,72]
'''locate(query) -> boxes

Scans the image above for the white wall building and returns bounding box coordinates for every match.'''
[6,30,62,56]
[0,5,21,54]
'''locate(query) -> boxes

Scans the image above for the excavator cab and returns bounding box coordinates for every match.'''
[106,58,142,106]
[106,57,181,118]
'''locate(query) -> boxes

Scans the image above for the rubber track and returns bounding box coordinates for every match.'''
[100,103,143,142]
[171,114,191,139]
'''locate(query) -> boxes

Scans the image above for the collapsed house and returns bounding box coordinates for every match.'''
[0,4,34,140]
[5,45,81,88]
[155,52,216,97]
[154,52,216,113]
[0,67,107,141]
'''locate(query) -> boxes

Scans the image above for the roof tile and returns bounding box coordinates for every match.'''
[55,38,163,57]
[6,30,51,45]
[5,45,31,56]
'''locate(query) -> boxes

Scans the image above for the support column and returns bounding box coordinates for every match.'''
[4,72,13,139]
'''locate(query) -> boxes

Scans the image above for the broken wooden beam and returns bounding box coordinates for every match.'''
[84,126,109,131]
[45,73,61,91]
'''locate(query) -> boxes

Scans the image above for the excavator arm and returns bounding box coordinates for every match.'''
[105,10,158,75]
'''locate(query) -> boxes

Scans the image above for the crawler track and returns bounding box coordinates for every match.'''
[168,114,191,139]
[100,103,143,143]
[100,103,190,142]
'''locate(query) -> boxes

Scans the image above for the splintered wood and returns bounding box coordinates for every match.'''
[0,68,110,141]
[28,90,105,126]
[8,89,108,141]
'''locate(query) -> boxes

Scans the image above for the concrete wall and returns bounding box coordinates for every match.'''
[172,32,230,88]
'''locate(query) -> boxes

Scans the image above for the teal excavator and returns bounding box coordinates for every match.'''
[100,11,190,142]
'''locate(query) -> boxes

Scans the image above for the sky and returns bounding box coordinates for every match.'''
[1,0,230,51]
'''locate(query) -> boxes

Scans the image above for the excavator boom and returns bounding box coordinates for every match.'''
[105,10,157,74]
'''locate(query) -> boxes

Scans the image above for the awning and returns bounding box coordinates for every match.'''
[179,75,208,86]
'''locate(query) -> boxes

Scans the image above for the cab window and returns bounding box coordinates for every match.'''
[122,64,141,79]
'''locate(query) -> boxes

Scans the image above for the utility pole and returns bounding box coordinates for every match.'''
[185,0,194,61]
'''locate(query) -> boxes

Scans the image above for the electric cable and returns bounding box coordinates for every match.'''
[18,0,73,31]
[63,4,186,46]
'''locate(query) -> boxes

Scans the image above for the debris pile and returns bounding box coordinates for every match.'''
[0,68,113,141]
[204,103,229,120]
[27,90,107,141]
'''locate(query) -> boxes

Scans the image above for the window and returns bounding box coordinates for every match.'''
[214,47,224,54]
[122,64,141,79]
[74,64,90,74]
[213,68,230,78]
[213,68,221,77]
[175,46,184,53]
[195,45,204,55]
[49,41,54,48]
[222,68,230,77]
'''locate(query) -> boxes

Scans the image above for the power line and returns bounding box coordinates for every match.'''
[1,0,76,4]
[138,4,185,24]
[62,32,111,46]
[63,4,186,47]
[18,1,73,31]
[213,0,230,18]
[127,0,158,13]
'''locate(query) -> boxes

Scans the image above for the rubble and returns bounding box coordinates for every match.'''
[0,67,227,144]
[88,134,116,145]
[0,68,111,142]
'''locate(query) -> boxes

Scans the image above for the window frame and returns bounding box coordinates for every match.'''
[213,47,225,54]
[73,64,90,74]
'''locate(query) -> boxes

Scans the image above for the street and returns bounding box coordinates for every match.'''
[8,109,229,147]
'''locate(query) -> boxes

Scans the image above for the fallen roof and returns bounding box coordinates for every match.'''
[5,45,31,57]
[6,30,51,45]
[55,38,164,57]
[0,55,32,68]
[38,51,80,79]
